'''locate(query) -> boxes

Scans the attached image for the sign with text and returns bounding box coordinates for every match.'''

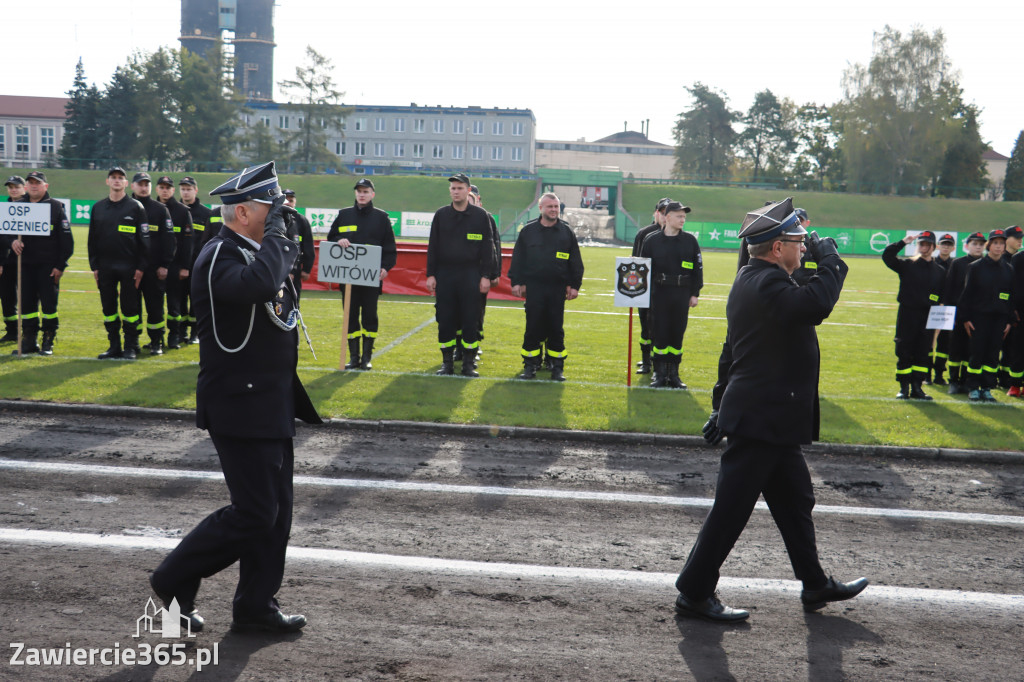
[400,211,434,238]
[317,242,382,286]
[614,257,651,308]
[927,305,956,331]
[1,202,51,235]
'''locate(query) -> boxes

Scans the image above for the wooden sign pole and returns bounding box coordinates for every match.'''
[339,283,352,370]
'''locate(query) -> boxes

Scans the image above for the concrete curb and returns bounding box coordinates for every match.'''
[2,399,1021,466]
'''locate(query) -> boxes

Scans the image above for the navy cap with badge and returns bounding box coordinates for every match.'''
[132,172,151,184]
[663,201,691,214]
[178,176,197,187]
[916,230,937,244]
[5,175,25,186]
[988,228,1007,242]
[25,171,47,183]
[737,197,807,244]
[156,175,174,186]
[448,173,471,186]
[938,233,956,245]
[209,161,282,205]
[353,178,374,190]
[966,231,986,243]
[1005,225,1023,239]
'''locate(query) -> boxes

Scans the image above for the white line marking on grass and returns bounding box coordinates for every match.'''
[1,528,1020,611]
[375,316,436,357]
[2,458,1021,527]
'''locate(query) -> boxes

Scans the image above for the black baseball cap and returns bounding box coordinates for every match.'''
[1005,225,1023,239]
[353,178,374,190]
[795,207,809,222]
[938,233,955,245]
[988,228,1007,242]
[25,171,47,183]
[469,184,480,196]
[916,231,937,244]
[5,175,25,186]
[448,173,470,186]
[283,188,296,197]
[178,176,197,187]
[156,175,174,186]
[107,167,126,178]
[655,197,671,212]
[132,172,151,183]
[663,201,691,214]
[966,231,986,243]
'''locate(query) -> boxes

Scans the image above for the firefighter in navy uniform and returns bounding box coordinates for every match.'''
[998,225,1023,391]
[8,172,74,356]
[960,228,1016,402]
[508,192,584,382]
[155,176,194,349]
[150,161,322,635]
[467,184,502,364]
[928,233,956,385]
[639,200,702,388]
[179,176,213,344]
[674,197,866,623]
[87,167,150,359]
[944,232,985,394]
[1,176,26,343]
[1009,236,1024,397]
[882,231,945,400]
[632,198,669,374]
[425,173,494,377]
[326,178,398,370]
[282,189,316,302]
[131,172,176,356]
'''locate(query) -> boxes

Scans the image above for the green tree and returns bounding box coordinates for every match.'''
[737,89,796,183]
[792,103,843,190]
[59,59,103,169]
[277,46,352,169]
[95,60,142,166]
[1003,131,1024,202]
[672,82,738,181]
[132,48,182,171]
[178,45,245,171]
[238,116,282,165]
[936,103,987,199]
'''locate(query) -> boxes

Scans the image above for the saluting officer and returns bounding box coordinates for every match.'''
[882,230,945,400]
[179,176,213,344]
[639,200,701,388]
[944,232,985,394]
[426,173,494,377]
[1,176,27,343]
[87,167,150,360]
[131,172,175,356]
[8,172,74,356]
[632,198,670,374]
[327,178,398,370]
[151,161,322,635]
[155,176,194,349]
[674,197,866,623]
[960,228,1016,402]
[282,189,316,301]
[508,192,584,381]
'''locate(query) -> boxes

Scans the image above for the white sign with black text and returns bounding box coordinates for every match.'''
[317,242,383,287]
[0,202,51,235]
[927,305,956,331]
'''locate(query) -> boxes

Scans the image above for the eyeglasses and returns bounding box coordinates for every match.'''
[779,238,805,244]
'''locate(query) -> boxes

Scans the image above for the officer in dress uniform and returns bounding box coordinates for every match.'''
[179,176,214,344]
[150,161,322,634]
[674,197,866,623]
[508,192,584,381]
[632,198,670,374]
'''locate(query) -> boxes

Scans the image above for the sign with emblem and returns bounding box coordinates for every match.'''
[0,202,51,235]
[318,242,383,287]
[614,257,650,308]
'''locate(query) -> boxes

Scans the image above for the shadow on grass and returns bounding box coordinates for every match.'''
[906,399,1022,451]
[300,369,361,413]
[819,397,877,445]
[606,384,701,435]
[0,357,111,400]
[105,364,199,408]
[478,378,568,430]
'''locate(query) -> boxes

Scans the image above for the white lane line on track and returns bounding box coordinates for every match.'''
[1,528,1020,611]
[3,458,1021,528]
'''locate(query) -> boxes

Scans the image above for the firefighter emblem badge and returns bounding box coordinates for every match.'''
[617,261,649,298]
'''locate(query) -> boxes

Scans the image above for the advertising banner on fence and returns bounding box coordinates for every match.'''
[400,211,434,238]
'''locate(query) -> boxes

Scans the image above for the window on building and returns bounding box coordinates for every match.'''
[297,117,304,129]
[395,118,405,132]
[278,116,289,129]
[433,119,444,134]
[452,120,464,134]
[492,121,504,135]
[355,117,367,131]
[0,127,5,154]
[40,127,55,154]
[412,143,424,158]
[472,145,482,160]
[432,144,444,159]
[452,144,464,160]
[374,143,385,157]
[472,120,484,135]
[16,126,29,153]
[354,142,366,155]
[394,143,404,157]
[375,117,386,132]
[335,141,346,155]
[511,146,523,161]
[413,119,425,133]
[260,116,271,127]
[512,121,524,136]
[491,146,503,161]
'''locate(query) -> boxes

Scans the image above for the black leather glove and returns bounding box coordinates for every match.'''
[702,411,724,446]
[806,231,839,262]
[264,195,296,241]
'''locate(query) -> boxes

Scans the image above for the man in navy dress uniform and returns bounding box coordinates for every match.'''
[151,161,322,634]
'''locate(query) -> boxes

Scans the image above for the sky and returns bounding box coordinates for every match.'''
[9,1,1024,155]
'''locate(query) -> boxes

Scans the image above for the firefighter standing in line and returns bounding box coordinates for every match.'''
[882,231,945,400]
[1008,233,1024,397]
[926,233,957,385]
[508,192,584,382]
[632,198,670,375]
[944,232,986,394]
[8,172,74,356]
[327,178,397,370]
[639,200,702,389]
[155,176,194,350]
[87,167,150,360]
[1,176,26,343]
[282,189,316,302]
[131,172,175,356]
[960,228,1015,403]
[997,225,1022,389]
[465,185,501,365]
[179,176,213,345]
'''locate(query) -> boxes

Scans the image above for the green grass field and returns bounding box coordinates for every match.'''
[2,227,1021,451]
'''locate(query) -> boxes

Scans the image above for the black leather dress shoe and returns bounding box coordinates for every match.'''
[675,593,749,623]
[230,611,307,634]
[150,584,204,632]
[801,576,869,612]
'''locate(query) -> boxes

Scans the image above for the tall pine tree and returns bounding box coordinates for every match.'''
[1004,131,1024,202]
[58,59,102,169]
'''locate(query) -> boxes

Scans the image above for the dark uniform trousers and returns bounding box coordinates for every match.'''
[932,328,950,378]
[166,273,187,337]
[522,282,567,358]
[894,305,932,383]
[948,322,971,383]
[97,267,141,343]
[1010,325,1024,388]
[0,260,16,335]
[965,313,1008,390]
[18,264,60,335]
[436,267,481,351]
[137,270,167,343]
[651,285,690,366]
[342,284,381,340]
[676,436,827,600]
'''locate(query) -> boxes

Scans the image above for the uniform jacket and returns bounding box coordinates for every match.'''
[508,218,584,289]
[192,204,221,258]
[87,194,150,272]
[133,194,175,270]
[192,225,320,439]
[943,253,980,307]
[960,255,1015,321]
[426,204,493,278]
[486,212,502,280]
[718,254,848,445]
[160,196,194,272]
[639,229,703,297]
[882,240,945,307]
[15,193,74,271]
[632,222,659,258]
[327,201,398,272]
[1012,251,1024,319]
[287,212,316,277]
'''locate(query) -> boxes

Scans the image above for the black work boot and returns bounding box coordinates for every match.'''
[436,348,455,375]
[550,357,566,382]
[666,364,687,389]
[166,320,182,350]
[636,345,652,374]
[188,321,199,345]
[650,362,668,388]
[453,333,464,362]
[11,332,39,356]
[123,330,141,360]
[896,382,910,399]
[345,338,361,370]
[360,337,375,370]
[909,383,932,400]
[149,333,164,356]
[518,356,540,380]
[461,348,479,377]
[98,329,122,360]
[39,331,56,356]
